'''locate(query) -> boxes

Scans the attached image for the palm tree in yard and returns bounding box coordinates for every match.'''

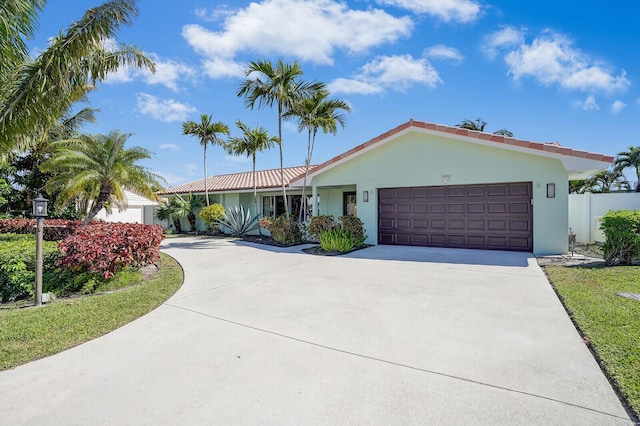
[456,118,514,137]
[614,146,640,192]
[285,89,350,221]
[182,114,229,206]
[40,130,163,224]
[237,59,325,219]
[226,120,278,233]
[0,0,155,155]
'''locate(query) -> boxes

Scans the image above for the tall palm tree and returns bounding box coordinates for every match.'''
[589,169,629,193]
[226,120,278,233]
[0,0,155,154]
[237,59,325,219]
[41,130,163,224]
[182,114,229,205]
[285,89,350,221]
[456,118,514,138]
[615,146,640,192]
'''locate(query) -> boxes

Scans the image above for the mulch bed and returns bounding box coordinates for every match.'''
[241,235,310,248]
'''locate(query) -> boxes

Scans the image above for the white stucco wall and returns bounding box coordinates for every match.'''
[569,192,640,243]
[96,190,158,224]
[309,131,569,254]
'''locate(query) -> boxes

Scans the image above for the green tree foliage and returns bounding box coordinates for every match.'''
[237,59,325,219]
[40,130,163,224]
[182,114,229,206]
[600,210,640,265]
[199,203,225,229]
[615,146,640,192]
[0,0,155,155]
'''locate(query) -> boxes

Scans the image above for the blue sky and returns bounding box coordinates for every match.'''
[32,0,639,186]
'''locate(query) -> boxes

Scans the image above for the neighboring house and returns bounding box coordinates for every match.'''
[95,189,163,225]
[161,119,612,255]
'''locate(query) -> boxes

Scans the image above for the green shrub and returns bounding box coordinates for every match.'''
[199,204,225,228]
[307,215,335,240]
[600,210,640,266]
[339,215,366,245]
[319,229,356,253]
[0,235,58,302]
[268,215,304,244]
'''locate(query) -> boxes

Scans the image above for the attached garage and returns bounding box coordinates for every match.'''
[378,182,532,251]
[292,119,613,255]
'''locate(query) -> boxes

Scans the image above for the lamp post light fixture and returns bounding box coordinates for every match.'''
[32,194,48,306]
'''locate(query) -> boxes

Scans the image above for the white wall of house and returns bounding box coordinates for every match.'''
[569,192,640,243]
[96,190,159,224]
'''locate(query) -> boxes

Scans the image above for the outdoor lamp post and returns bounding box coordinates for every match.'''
[32,194,48,306]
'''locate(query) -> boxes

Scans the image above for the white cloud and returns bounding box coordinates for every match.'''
[376,0,481,22]
[483,26,526,59]
[136,93,197,123]
[611,100,627,114]
[105,54,196,92]
[159,143,180,150]
[194,6,234,22]
[573,94,599,111]
[424,44,463,64]
[328,54,442,95]
[182,0,412,78]
[500,31,629,93]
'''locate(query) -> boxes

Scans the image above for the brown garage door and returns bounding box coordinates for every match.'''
[378,182,532,251]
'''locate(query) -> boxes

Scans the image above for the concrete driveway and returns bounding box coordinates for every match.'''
[0,237,633,425]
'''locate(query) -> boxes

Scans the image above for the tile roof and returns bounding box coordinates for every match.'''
[159,166,309,195]
[294,119,614,182]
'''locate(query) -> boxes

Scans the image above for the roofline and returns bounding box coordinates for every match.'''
[290,119,614,186]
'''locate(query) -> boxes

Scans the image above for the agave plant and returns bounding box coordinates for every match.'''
[220,205,259,237]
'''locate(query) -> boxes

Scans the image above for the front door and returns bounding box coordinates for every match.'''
[343,191,357,216]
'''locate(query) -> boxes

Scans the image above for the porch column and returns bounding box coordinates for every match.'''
[312,185,318,216]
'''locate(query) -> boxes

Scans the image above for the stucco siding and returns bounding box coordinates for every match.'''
[311,132,569,254]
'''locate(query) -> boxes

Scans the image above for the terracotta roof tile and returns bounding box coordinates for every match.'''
[159,166,309,195]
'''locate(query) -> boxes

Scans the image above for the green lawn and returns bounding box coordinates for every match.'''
[544,265,640,420]
[0,253,183,370]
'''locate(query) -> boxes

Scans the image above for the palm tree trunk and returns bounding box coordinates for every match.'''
[84,182,111,224]
[253,154,262,236]
[298,128,313,223]
[278,103,289,220]
[203,144,210,205]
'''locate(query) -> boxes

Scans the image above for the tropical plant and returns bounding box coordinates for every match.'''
[318,228,357,253]
[307,215,335,240]
[40,130,163,224]
[155,197,182,233]
[589,169,629,193]
[0,0,155,155]
[199,203,225,229]
[237,59,325,219]
[614,146,640,192]
[170,193,204,232]
[338,215,367,245]
[600,210,640,265]
[262,214,303,244]
[219,205,259,237]
[182,114,229,205]
[456,118,514,137]
[285,89,350,221]
[225,120,277,234]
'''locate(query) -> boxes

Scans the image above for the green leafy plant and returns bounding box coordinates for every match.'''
[600,210,640,265]
[199,203,225,229]
[220,206,259,237]
[318,228,356,253]
[338,215,366,245]
[307,215,335,240]
[267,214,304,244]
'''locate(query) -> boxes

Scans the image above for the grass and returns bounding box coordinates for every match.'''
[544,264,640,420]
[0,253,183,371]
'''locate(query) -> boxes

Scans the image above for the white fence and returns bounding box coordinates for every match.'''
[568,192,640,243]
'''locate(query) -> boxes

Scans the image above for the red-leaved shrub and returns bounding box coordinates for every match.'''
[56,222,164,279]
[0,219,82,241]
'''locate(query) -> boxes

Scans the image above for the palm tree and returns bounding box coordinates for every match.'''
[155,197,182,233]
[226,120,278,233]
[182,114,229,206]
[456,118,514,138]
[0,0,155,154]
[40,130,163,224]
[237,59,325,219]
[588,169,629,193]
[614,146,640,192]
[285,89,350,221]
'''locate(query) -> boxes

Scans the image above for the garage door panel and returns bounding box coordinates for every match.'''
[378,182,532,251]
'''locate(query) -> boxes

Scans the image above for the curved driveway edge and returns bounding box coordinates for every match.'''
[0,237,633,425]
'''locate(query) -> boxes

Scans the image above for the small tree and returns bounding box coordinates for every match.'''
[199,204,225,230]
[600,210,640,265]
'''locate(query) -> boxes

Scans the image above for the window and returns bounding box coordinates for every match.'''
[343,191,357,216]
[262,195,303,218]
